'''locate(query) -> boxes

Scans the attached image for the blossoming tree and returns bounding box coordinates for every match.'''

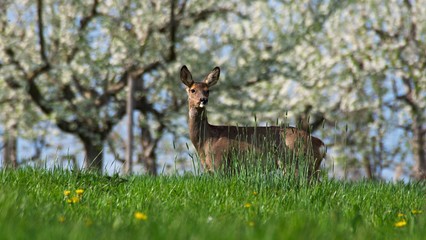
[1,0,425,179]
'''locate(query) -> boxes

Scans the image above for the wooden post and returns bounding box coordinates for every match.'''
[124,74,134,174]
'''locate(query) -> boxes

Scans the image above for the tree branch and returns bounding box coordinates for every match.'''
[4,77,22,89]
[4,48,86,136]
[394,77,419,113]
[178,0,187,16]
[36,0,49,64]
[71,74,99,100]
[66,0,99,63]
[107,134,125,163]
[93,61,161,108]
[158,6,235,33]
[5,48,27,74]
[103,101,127,139]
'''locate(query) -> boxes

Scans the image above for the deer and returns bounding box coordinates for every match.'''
[180,65,326,178]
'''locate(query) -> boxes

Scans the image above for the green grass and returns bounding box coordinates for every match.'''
[0,168,425,240]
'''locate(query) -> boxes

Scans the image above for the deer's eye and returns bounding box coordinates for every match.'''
[190,89,196,93]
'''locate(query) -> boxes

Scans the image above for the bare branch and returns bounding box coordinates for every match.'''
[71,74,99,100]
[395,77,419,113]
[4,45,87,136]
[36,0,49,64]
[4,77,22,89]
[159,6,236,33]
[107,134,125,163]
[5,48,27,74]
[178,0,187,16]
[66,0,99,63]
[132,60,162,77]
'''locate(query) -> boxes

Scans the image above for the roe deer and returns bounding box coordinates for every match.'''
[180,65,326,178]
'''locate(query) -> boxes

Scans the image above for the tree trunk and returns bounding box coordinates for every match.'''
[142,150,157,176]
[140,139,158,176]
[82,139,104,171]
[363,156,373,180]
[139,121,158,176]
[3,125,18,169]
[412,116,426,180]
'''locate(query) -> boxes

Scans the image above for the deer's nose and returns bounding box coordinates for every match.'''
[200,98,208,104]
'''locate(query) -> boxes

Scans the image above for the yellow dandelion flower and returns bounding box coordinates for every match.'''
[244,203,252,208]
[64,190,71,197]
[76,189,84,195]
[134,211,148,221]
[411,210,422,214]
[394,219,407,228]
[67,196,80,204]
[248,221,255,227]
[397,213,405,217]
[58,216,65,223]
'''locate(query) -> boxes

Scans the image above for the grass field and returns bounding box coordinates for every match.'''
[0,168,425,240]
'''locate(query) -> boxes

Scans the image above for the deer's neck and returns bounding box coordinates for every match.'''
[188,107,210,150]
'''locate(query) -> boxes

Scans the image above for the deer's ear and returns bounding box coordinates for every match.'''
[180,65,194,87]
[204,66,220,87]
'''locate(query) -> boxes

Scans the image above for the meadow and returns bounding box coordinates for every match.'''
[0,168,425,240]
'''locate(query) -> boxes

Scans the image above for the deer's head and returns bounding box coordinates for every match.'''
[180,65,220,109]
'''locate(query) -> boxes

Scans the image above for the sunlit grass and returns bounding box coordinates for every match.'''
[0,168,425,239]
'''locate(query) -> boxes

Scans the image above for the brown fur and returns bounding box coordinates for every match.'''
[181,65,326,177]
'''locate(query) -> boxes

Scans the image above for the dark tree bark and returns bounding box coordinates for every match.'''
[363,156,373,180]
[412,116,426,180]
[3,123,18,169]
[395,77,426,180]
[138,117,162,176]
[82,138,104,171]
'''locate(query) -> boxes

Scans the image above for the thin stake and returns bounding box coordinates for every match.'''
[124,74,134,174]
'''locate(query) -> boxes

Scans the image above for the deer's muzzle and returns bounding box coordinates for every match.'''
[199,98,208,108]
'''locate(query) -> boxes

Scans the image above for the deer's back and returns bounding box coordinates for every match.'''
[209,125,313,149]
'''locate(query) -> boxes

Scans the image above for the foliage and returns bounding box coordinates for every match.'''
[0,168,425,239]
[297,0,426,179]
[0,0,244,171]
[0,0,425,178]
